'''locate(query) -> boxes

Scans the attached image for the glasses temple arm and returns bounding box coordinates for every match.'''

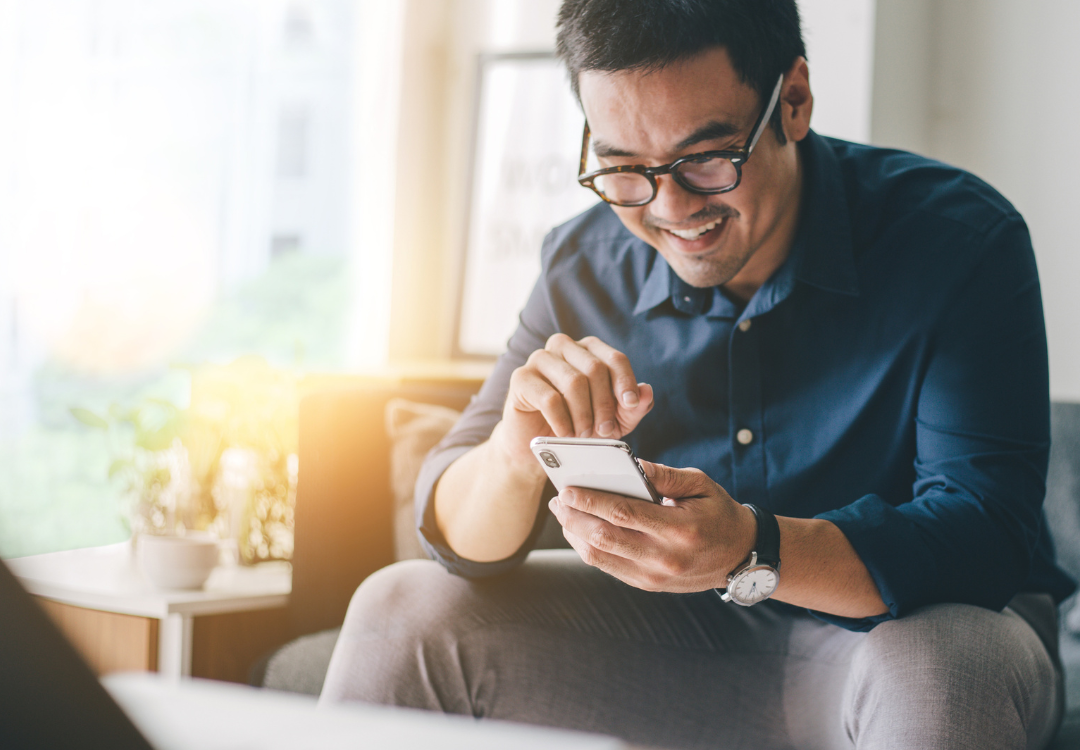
[579,121,592,176]
[746,74,785,154]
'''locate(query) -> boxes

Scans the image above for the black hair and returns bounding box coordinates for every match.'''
[555,0,806,143]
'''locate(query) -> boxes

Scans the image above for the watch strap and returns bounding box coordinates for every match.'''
[743,504,781,570]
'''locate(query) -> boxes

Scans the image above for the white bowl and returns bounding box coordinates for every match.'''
[137,534,220,590]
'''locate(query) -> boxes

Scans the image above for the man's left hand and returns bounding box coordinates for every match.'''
[549,461,758,593]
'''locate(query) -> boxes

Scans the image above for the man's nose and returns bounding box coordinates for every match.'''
[648,174,710,225]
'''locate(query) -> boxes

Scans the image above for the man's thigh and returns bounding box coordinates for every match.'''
[320,550,850,750]
[839,595,1062,750]
[320,551,1061,750]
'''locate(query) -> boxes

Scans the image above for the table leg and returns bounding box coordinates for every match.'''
[158,613,193,680]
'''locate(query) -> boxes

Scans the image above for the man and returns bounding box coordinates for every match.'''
[321,1,1074,747]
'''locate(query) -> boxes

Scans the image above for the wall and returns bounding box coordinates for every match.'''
[799,0,876,143]
[384,0,454,363]
[346,1,405,369]
[872,0,1080,402]
[869,0,933,155]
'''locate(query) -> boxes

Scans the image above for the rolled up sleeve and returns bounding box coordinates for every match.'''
[815,215,1061,630]
[414,242,561,578]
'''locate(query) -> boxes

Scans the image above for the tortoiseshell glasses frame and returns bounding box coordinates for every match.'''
[576,73,784,207]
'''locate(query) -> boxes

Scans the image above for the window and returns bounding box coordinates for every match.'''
[276,106,311,179]
[0,0,363,558]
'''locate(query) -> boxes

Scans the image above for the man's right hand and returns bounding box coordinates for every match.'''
[435,334,652,562]
[494,333,655,468]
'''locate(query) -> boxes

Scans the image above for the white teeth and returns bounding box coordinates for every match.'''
[669,220,718,240]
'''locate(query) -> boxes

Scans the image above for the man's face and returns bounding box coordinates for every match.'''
[578,47,810,291]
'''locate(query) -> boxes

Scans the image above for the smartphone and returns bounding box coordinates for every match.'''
[529,436,662,504]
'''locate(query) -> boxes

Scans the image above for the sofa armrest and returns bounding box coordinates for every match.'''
[288,378,483,637]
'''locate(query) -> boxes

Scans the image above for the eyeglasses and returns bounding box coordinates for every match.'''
[577,73,784,207]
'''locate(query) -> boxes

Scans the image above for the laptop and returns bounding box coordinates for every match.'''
[0,556,153,749]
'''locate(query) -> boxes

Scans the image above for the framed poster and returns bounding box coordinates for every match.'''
[454,51,599,358]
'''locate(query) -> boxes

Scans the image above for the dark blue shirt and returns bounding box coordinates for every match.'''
[415,130,1077,631]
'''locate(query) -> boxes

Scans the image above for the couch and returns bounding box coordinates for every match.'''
[255,375,1080,747]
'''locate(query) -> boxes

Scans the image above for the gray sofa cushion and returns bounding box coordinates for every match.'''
[1047,402,1080,748]
[1046,403,1080,616]
[261,628,340,697]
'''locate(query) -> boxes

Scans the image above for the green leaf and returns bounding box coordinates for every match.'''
[108,458,133,480]
[144,397,180,413]
[136,428,177,452]
[70,407,109,430]
[135,411,187,452]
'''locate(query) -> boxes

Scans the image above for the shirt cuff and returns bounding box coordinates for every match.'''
[811,494,938,630]
[414,444,549,578]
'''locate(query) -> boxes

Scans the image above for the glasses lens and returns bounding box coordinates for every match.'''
[593,172,654,206]
[674,156,739,191]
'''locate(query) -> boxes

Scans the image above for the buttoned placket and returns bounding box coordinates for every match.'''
[721,205,818,508]
[728,313,768,506]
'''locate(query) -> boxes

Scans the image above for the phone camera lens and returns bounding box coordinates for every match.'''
[540,451,560,468]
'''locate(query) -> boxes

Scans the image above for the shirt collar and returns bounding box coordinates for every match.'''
[632,252,674,315]
[633,129,859,318]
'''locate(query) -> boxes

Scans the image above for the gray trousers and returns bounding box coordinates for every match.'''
[320,550,1064,750]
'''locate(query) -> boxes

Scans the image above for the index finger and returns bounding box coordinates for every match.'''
[577,337,640,408]
[557,486,664,533]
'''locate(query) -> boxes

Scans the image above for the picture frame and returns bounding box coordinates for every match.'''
[453,51,599,359]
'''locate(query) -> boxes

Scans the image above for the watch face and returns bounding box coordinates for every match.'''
[729,566,778,605]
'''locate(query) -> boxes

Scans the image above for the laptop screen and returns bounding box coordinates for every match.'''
[0,557,153,749]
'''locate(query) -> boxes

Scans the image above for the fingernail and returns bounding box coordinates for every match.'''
[581,428,593,438]
[598,420,614,437]
[548,497,559,512]
[621,391,639,407]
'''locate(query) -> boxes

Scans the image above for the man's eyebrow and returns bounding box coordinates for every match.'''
[591,120,744,160]
[591,140,635,159]
[673,120,742,152]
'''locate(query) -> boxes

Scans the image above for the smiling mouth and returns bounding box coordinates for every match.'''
[662,217,727,248]
[668,220,720,240]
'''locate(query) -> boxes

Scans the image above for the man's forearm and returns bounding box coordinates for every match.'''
[433,424,549,563]
[771,517,889,619]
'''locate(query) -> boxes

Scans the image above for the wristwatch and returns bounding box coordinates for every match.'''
[718,504,781,606]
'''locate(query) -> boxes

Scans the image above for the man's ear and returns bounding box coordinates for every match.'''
[781,57,813,143]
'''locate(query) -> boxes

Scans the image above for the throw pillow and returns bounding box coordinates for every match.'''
[385,398,462,561]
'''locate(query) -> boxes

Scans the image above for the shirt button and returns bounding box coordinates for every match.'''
[736,428,754,445]
[738,319,752,332]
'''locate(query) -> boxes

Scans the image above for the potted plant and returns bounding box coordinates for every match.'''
[72,356,299,564]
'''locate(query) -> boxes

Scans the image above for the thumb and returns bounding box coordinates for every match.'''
[638,460,713,500]
[615,382,655,435]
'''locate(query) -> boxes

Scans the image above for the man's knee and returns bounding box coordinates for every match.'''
[338,558,466,643]
[846,603,1056,749]
[851,602,1052,692]
[321,559,473,707]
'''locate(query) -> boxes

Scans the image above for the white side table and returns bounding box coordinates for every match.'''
[7,541,291,680]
